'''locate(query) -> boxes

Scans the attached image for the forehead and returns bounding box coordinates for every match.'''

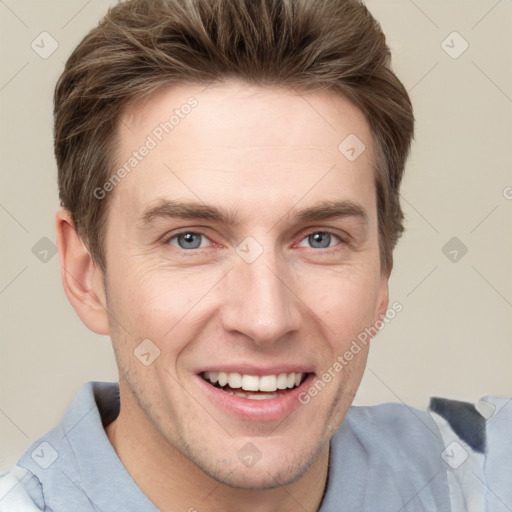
[111,81,376,224]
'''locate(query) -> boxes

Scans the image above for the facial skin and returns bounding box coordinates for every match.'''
[57,81,389,512]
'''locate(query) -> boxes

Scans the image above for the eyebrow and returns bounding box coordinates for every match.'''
[138,199,369,228]
[138,200,239,227]
[293,200,368,226]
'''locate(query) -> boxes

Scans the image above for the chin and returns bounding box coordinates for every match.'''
[209,462,309,490]
[190,439,326,490]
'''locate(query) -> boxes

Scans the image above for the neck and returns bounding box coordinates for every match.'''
[105,390,330,512]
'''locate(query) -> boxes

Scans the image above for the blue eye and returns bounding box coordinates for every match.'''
[300,232,341,249]
[169,232,207,250]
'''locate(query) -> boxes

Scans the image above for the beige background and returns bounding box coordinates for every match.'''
[1,0,511,472]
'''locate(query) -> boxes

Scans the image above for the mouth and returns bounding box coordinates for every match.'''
[200,371,309,400]
[196,369,315,421]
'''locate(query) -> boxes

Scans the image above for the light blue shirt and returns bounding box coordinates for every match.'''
[1,382,510,511]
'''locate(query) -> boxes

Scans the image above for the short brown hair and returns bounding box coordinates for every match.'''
[55,0,414,274]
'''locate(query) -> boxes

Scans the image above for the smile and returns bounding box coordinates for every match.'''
[201,371,307,400]
[196,365,315,420]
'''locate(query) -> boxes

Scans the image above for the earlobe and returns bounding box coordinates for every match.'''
[55,208,110,335]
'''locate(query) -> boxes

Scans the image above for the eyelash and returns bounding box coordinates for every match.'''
[164,229,348,252]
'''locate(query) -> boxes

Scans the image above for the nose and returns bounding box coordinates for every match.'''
[220,250,301,347]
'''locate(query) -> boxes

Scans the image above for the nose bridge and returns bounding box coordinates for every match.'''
[222,243,300,345]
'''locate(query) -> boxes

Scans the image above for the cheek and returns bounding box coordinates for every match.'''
[105,259,223,347]
[297,266,381,342]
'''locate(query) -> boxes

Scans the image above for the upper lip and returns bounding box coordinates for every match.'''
[196,364,314,376]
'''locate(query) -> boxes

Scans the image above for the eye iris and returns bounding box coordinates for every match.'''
[309,232,331,249]
[178,233,202,249]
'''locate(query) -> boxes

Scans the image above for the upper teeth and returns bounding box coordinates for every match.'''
[203,372,304,392]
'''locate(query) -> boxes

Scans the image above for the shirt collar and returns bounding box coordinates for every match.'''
[18,381,158,512]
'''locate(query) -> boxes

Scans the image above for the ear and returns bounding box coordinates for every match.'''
[372,272,390,329]
[56,208,110,335]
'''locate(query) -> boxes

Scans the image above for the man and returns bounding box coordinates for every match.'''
[0,0,510,510]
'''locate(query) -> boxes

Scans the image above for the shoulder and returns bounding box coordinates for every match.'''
[324,402,451,511]
[429,394,512,512]
[323,395,512,511]
[339,401,448,474]
[0,466,44,511]
[0,381,120,512]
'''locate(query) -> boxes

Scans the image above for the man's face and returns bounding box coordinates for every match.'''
[102,81,388,488]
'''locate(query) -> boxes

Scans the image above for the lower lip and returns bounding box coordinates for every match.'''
[195,373,315,422]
